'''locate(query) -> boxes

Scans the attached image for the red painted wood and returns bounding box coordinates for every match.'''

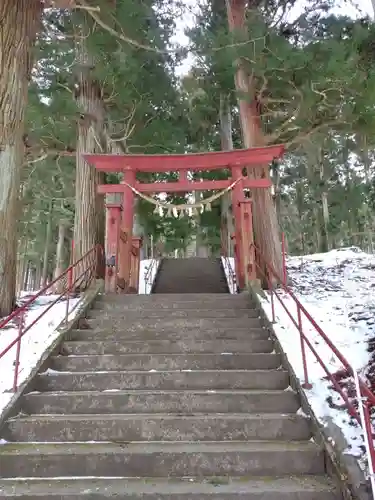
[231,167,245,289]
[240,200,255,284]
[84,145,284,173]
[118,171,135,291]
[98,177,271,195]
[105,204,121,293]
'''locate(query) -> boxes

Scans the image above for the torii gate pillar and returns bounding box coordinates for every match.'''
[105,203,122,293]
[118,170,136,290]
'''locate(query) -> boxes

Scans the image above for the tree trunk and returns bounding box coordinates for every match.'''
[16,237,28,295]
[318,150,330,252]
[54,221,68,293]
[34,260,42,291]
[225,0,283,277]
[0,0,41,316]
[358,134,373,252]
[219,92,235,257]
[42,200,54,287]
[73,17,105,286]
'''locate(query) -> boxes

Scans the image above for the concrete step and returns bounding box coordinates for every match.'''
[83,317,263,331]
[70,328,269,342]
[21,389,300,415]
[35,369,289,392]
[95,299,256,312]
[0,441,325,478]
[0,476,340,499]
[62,339,274,355]
[96,294,253,307]
[87,308,260,319]
[50,353,281,372]
[4,414,311,442]
[153,286,229,294]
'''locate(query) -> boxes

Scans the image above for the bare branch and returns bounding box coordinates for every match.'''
[76,0,167,54]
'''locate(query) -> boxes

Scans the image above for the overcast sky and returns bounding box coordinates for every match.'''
[172,0,374,75]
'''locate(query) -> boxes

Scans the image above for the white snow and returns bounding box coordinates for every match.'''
[258,246,375,467]
[139,259,160,294]
[221,257,237,294]
[0,294,81,415]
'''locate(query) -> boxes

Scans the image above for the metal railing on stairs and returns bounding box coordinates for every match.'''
[250,242,375,495]
[143,257,160,294]
[0,245,103,393]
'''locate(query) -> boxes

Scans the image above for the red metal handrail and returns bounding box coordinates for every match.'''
[250,242,375,484]
[0,244,103,392]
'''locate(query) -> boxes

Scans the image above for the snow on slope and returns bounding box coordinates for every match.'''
[0,294,80,416]
[259,246,375,467]
[139,259,160,294]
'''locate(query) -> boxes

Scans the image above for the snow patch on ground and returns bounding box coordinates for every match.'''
[139,259,160,294]
[259,246,375,464]
[0,294,81,415]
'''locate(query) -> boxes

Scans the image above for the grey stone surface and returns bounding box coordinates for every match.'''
[0,441,325,478]
[62,338,274,355]
[4,413,311,442]
[88,308,260,319]
[70,327,269,341]
[22,389,300,415]
[84,316,263,331]
[35,369,290,392]
[0,261,341,499]
[0,476,339,499]
[50,353,281,372]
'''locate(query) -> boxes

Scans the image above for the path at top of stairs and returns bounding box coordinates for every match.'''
[152,257,229,294]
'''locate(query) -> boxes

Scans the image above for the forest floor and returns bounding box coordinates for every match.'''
[258,246,375,469]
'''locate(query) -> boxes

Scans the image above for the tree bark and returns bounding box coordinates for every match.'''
[225,0,283,277]
[73,16,105,286]
[0,0,41,316]
[34,260,42,291]
[16,236,29,295]
[318,149,330,252]
[219,92,235,257]
[54,220,68,293]
[42,200,54,287]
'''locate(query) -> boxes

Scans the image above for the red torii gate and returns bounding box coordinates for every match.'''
[84,144,284,292]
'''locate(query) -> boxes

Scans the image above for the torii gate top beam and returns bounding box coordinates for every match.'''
[84,145,284,173]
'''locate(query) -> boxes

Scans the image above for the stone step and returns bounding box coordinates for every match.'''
[35,369,289,392]
[0,476,340,500]
[87,308,260,319]
[21,389,300,415]
[4,414,310,443]
[70,328,269,342]
[83,317,263,331]
[152,288,229,294]
[95,299,255,312]
[62,339,274,355]
[96,294,252,307]
[50,353,281,372]
[0,441,325,478]
[97,293,248,302]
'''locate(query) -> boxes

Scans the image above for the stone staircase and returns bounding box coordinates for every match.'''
[152,257,229,293]
[0,261,340,498]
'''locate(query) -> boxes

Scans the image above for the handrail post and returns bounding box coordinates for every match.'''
[298,304,312,389]
[354,369,375,497]
[13,309,25,392]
